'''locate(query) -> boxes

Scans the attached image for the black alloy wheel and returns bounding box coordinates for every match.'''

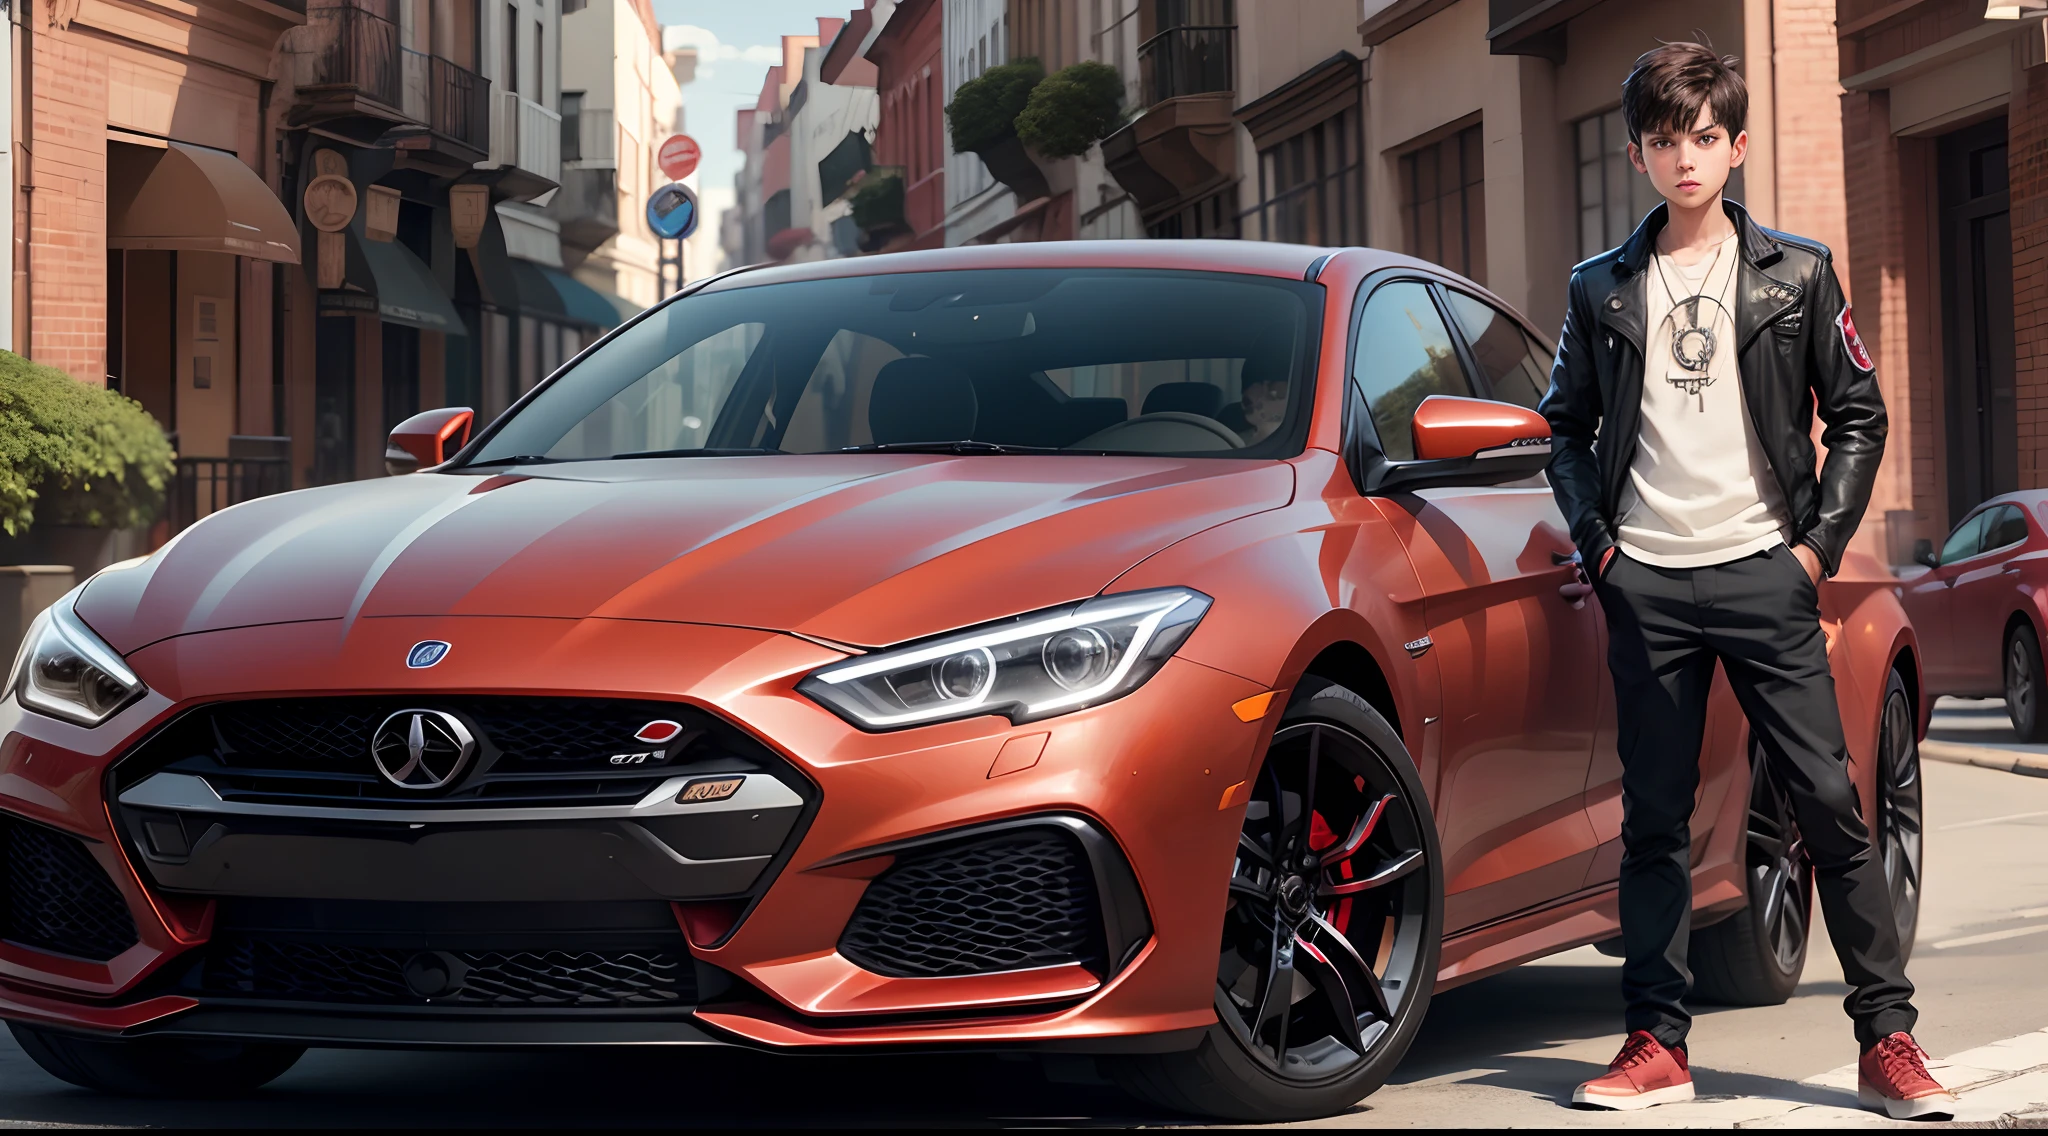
[1692,737,1813,1004]
[2007,623,2048,742]
[1875,670,1924,958]
[1112,680,1442,1121]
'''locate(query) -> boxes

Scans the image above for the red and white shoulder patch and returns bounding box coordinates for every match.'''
[1838,305,1875,372]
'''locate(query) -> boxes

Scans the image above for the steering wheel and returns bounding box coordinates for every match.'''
[1068,411,1246,453]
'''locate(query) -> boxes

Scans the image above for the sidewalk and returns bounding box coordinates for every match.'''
[1920,698,2048,778]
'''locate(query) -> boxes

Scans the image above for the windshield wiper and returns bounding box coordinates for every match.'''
[608,447,782,459]
[839,440,1058,455]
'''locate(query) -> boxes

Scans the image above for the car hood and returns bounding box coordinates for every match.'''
[78,455,1295,655]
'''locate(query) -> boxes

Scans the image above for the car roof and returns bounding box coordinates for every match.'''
[695,239,1394,292]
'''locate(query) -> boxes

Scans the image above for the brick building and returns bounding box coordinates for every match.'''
[1836,1,2048,560]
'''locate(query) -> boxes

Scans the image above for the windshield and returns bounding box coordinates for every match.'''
[467,268,1321,464]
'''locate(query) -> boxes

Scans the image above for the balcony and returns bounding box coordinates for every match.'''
[1139,24,1234,106]
[388,52,492,173]
[564,106,615,166]
[483,91,563,201]
[1106,3,1237,220]
[287,0,406,133]
[549,166,619,252]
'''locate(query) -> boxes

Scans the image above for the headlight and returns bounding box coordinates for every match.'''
[799,587,1211,731]
[9,601,145,727]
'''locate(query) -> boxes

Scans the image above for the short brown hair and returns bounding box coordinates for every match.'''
[1621,42,1747,146]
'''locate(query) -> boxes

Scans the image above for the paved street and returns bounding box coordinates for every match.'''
[0,700,2041,1128]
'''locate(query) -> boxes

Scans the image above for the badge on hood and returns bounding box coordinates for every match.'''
[1838,306,1875,373]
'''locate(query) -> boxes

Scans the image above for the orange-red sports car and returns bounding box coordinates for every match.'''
[0,241,1924,1119]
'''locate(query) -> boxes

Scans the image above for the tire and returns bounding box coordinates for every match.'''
[1690,736,1813,1006]
[2006,623,2048,742]
[1111,677,1444,1122]
[8,1023,304,1098]
[1874,669,1924,960]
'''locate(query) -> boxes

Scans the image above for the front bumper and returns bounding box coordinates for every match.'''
[0,615,1269,1050]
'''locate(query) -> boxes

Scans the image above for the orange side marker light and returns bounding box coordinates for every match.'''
[1218,780,1251,811]
[1231,691,1278,723]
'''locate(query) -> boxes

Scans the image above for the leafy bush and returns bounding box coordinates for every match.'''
[0,351,175,537]
[945,59,1045,154]
[1016,61,1126,158]
[849,168,906,231]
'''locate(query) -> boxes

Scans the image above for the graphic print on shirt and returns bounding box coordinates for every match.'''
[1838,305,1875,372]
[1652,242,1735,403]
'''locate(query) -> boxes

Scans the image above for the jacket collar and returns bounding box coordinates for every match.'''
[1614,199,1783,275]
[1600,198,1798,354]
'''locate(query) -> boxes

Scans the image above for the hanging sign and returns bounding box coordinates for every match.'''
[658,134,702,181]
[646,182,699,240]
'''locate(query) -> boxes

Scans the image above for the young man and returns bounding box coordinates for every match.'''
[1540,43,1954,1119]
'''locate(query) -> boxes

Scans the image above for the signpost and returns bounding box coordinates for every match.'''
[657,134,702,182]
[647,182,699,296]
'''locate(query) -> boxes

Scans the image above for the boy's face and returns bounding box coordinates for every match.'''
[1629,103,1746,211]
[1242,380,1287,431]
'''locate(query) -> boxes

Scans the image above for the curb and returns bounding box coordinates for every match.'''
[1919,738,2048,778]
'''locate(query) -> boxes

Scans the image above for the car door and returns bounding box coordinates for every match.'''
[1359,280,1603,933]
[1903,510,1991,692]
[1950,504,2032,693]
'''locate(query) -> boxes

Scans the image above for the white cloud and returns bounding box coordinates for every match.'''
[663,24,780,65]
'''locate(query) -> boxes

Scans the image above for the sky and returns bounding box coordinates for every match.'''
[653,0,854,271]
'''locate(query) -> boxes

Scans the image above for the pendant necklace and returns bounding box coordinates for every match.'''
[1653,236,1733,410]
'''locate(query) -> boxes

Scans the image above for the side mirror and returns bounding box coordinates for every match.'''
[1370,395,1552,494]
[1912,538,1939,570]
[386,407,475,476]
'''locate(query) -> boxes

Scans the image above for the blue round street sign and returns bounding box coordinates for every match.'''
[647,182,698,240]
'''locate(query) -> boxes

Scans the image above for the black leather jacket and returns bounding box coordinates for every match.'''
[1539,201,1887,578]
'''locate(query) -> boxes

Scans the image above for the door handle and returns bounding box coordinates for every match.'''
[1551,550,1580,566]
[2006,565,2023,575]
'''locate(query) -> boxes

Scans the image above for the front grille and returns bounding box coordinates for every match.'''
[200,940,694,1007]
[0,817,139,962]
[114,696,782,809]
[839,829,1104,978]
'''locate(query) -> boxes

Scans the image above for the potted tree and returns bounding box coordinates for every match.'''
[0,350,175,578]
[946,59,1051,202]
[849,167,912,252]
[1016,61,1127,161]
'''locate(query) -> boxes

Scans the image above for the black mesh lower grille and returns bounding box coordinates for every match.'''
[201,940,695,1007]
[1,818,139,962]
[839,829,1103,978]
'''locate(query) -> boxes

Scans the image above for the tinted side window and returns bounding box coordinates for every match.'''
[1941,510,1990,565]
[1986,505,2031,552]
[1443,290,1550,410]
[1353,281,1473,461]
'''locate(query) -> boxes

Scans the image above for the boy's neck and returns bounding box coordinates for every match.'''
[1655,193,1737,261]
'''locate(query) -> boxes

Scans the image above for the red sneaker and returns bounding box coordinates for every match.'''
[1858,1033,1957,1120]
[1572,1030,1696,1110]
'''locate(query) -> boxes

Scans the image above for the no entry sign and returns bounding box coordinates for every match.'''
[658,134,702,181]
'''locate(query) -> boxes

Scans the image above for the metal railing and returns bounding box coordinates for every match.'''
[430,55,491,153]
[1138,24,1235,105]
[293,0,402,110]
[170,457,291,534]
[400,46,430,123]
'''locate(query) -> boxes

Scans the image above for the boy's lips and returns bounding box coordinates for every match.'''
[1677,180,1702,191]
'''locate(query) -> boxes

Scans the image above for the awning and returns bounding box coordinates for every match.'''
[539,267,622,329]
[507,258,567,320]
[601,291,642,324]
[108,141,301,263]
[320,235,467,335]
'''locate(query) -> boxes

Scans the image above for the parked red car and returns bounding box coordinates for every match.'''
[1,241,1924,1120]
[1903,492,2048,737]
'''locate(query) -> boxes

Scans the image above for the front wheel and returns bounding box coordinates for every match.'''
[1690,736,1813,1005]
[1112,678,1443,1121]
[9,1023,304,1097]
[2006,623,2048,742]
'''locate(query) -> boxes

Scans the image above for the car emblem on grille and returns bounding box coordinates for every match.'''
[406,641,452,669]
[369,710,476,790]
[634,720,682,743]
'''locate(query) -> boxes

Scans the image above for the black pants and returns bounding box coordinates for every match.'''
[1595,543,1915,1050]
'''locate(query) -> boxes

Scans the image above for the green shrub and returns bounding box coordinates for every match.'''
[849,168,906,231]
[1016,61,1126,158]
[0,351,175,537]
[945,59,1044,154]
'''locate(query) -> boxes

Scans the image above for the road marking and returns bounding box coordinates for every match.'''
[1940,808,2048,831]
[1931,923,2048,950]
